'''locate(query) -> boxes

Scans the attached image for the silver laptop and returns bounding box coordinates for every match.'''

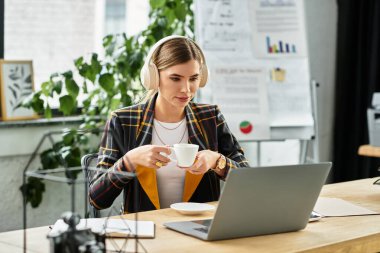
[163,162,332,241]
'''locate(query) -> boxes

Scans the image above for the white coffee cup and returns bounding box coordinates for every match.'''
[170,143,199,167]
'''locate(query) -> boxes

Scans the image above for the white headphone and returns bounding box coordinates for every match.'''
[140,35,209,90]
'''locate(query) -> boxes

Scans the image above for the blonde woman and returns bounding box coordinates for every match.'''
[90,35,249,213]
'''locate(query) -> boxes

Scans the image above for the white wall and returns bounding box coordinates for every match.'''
[304,0,337,163]
[5,0,97,91]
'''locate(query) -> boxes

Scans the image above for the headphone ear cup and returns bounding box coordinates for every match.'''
[140,63,149,90]
[141,62,159,90]
[147,63,159,90]
[199,63,209,87]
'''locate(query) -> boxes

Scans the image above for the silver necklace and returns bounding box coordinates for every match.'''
[155,117,185,130]
[153,123,187,145]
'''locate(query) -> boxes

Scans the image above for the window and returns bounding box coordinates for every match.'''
[4,0,148,107]
[105,0,126,36]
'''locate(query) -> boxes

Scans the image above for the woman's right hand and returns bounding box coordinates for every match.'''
[123,145,171,171]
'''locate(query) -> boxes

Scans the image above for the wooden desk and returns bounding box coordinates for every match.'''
[358,144,380,157]
[358,145,380,183]
[1,178,380,253]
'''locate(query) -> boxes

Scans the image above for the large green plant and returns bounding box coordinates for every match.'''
[21,0,194,208]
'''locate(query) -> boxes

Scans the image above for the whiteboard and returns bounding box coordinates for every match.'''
[195,0,314,141]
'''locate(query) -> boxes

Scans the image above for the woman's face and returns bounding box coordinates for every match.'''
[158,60,201,108]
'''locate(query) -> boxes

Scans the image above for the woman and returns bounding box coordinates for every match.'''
[89,35,249,213]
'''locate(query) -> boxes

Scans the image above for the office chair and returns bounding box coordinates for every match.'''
[81,153,124,218]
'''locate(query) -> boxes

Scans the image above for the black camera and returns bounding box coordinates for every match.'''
[48,212,106,253]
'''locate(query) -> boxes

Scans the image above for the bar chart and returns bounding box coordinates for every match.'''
[266,36,297,54]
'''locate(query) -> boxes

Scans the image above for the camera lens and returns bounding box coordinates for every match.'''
[78,241,105,253]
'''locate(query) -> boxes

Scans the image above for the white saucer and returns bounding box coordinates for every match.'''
[170,202,215,215]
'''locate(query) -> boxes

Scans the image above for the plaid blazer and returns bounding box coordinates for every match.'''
[89,93,249,213]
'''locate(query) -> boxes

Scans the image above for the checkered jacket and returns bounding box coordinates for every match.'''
[89,94,249,213]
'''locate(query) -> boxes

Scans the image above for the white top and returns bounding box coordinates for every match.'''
[152,118,188,208]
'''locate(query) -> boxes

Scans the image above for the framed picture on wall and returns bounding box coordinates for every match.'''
[0,60,38,121]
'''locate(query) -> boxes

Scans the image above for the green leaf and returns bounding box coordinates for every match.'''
[157,17,168,28]
[129,51,144,71]
[59,145,71,155]
[52,80,63,95]
[20,177,46,208]
[87,106,98,116]
[59,95,76,115]
[103,34,114,48]
[150,0,165,8]
[74,56,84,68]
[103,35,116,56]
[174,4,187,21]
[59,146,81,176]
[82,81,88,94]
[78,57,100,83]
[65,78,79,98]
[62,129,77,145]
[78,64,90,80]
[41,81,52,96]
[165,9,176,24]
[82,97,91,108]
[77,54,102,83]
[50,73,59,80]
[99,73,115,94]
[90,54,102,78]
[124,37,133,51]
[40,149,60,170]
[44,105,52,119]
[79,134,89,145]
[21,92,44,113]
[110,96,121,111]
[122,94,132,107]
[62,71,73,79]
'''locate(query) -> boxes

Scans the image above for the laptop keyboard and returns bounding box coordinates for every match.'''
[194,227,209,233]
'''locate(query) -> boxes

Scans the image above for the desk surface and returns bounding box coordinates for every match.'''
[358,144,380,157]
[1,178,380,253]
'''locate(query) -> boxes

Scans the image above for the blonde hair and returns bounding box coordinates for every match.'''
[140,37,204,103]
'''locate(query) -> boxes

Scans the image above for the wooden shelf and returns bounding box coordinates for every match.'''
[358,145,380,157]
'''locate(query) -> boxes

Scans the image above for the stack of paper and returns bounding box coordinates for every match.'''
[314,197,379,217]
[49,218,155,238]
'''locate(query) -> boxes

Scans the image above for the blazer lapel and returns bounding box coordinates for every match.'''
[185,103,209,150]
[135,95,155,147]
[134,94,160,209]
[182,103,209,202]
[136,165,160,209]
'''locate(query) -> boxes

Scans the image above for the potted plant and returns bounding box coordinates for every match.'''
[21,0,194,208]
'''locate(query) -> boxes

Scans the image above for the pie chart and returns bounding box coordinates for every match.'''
[239,121,253,134]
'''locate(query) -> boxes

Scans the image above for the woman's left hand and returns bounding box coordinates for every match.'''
[181,150,219,175]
